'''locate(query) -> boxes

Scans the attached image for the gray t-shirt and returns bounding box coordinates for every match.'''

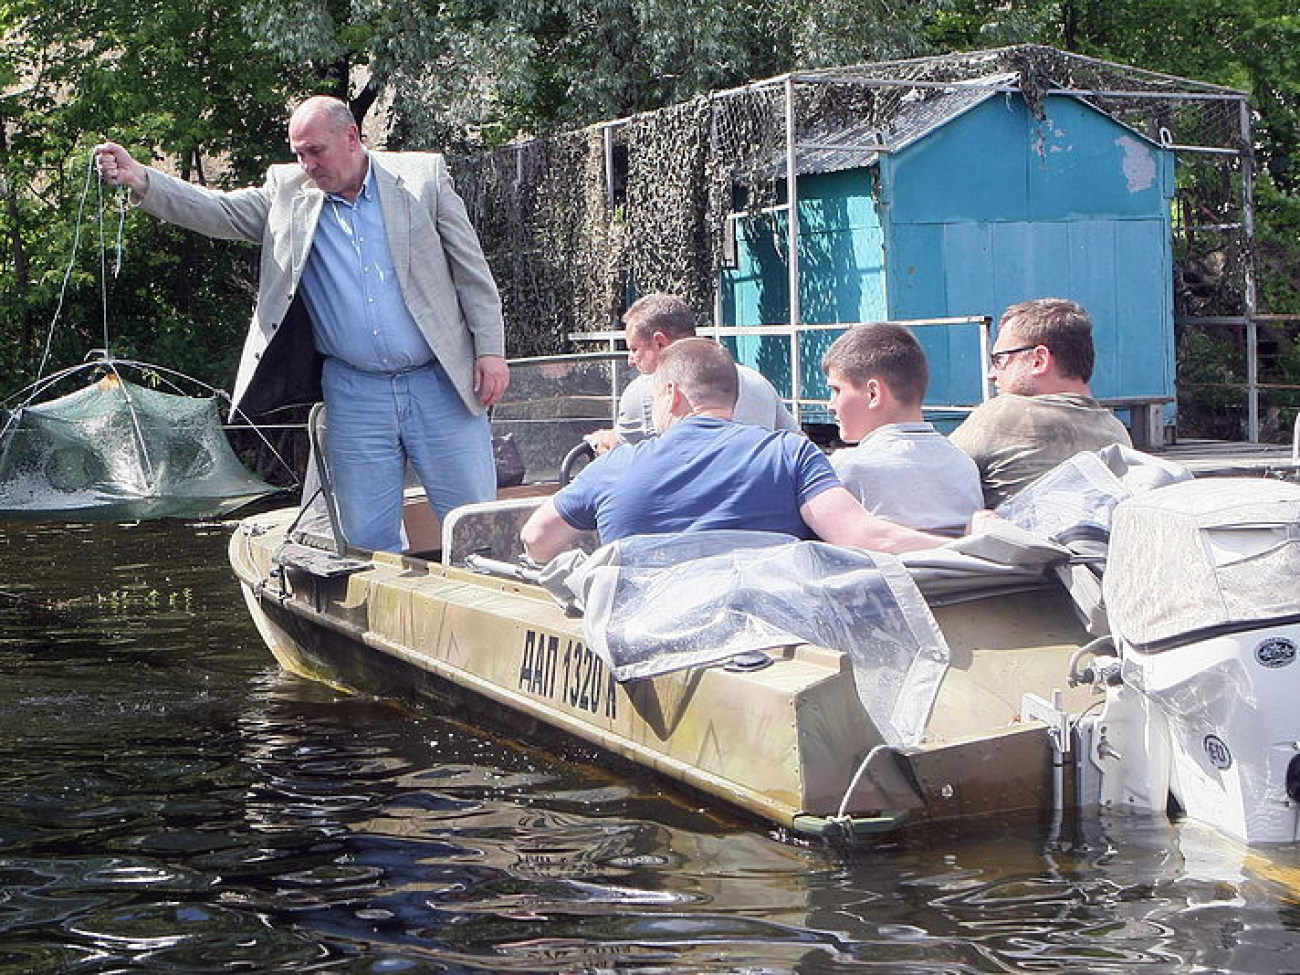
[614,365,800,444]
[949,392,1133,507]
[830,422,983,534]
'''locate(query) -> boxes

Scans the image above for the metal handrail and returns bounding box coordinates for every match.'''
[567,316,996,418]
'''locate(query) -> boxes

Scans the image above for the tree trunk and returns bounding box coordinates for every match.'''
[0,118,34,370]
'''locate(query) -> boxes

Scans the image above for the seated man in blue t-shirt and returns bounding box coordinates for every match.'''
[521,338,952,563]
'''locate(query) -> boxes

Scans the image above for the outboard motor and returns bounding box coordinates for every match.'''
[1090,477,1300,844]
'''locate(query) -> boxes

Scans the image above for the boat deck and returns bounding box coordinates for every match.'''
[1155,439,1300,479]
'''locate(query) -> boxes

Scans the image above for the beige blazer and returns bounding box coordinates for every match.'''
[139,151,504,416]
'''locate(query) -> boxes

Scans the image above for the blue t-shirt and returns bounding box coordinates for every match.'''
[553,416,839,542]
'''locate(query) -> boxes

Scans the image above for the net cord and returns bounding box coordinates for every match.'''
[27,152,102,404]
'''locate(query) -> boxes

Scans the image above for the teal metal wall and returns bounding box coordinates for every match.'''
[719,92,1177,417]
[721,169,886,402]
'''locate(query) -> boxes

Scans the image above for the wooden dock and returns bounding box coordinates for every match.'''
[1156,439,1300,479]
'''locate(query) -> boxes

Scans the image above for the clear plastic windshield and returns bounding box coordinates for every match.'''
[994,444,1192,543]
[490,352,639,484]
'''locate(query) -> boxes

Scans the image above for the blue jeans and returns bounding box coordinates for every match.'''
[322,358,495,551]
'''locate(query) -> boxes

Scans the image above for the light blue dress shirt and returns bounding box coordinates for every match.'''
[300,158,434,373]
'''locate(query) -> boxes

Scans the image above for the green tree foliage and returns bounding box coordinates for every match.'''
[242,0,943,151]
[1257,176,1300,313]
[0,0,307,394]
[0,0,1295,407]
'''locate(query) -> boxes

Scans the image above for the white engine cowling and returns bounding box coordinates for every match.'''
[1119,623,1300,843]
[1099,477,1300,845]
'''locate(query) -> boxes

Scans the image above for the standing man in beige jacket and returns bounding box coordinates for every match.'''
[95,96,508,551]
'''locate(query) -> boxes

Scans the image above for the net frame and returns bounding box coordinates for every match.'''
[0,357,280,521]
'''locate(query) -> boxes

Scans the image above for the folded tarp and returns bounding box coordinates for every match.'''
[1104,477,1300,652]
[540,530,949,748]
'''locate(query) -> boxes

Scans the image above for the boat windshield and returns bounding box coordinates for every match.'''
[491,352,638,484]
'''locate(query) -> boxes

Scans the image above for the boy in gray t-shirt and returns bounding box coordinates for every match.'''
[823,323,982,534]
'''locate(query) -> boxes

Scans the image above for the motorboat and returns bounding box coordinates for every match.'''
[227,354,1300,843]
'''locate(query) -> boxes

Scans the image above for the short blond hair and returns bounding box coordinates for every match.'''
[653,338,738,410]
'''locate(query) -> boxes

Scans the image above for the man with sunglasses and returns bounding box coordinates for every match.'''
[950,298,1131,507]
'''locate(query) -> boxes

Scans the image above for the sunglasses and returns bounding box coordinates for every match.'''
[988,344,1041,369]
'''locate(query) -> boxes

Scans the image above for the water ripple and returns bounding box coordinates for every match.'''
[1,520,1299,972]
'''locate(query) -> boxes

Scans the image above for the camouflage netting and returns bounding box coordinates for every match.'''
[453,44,1252,356]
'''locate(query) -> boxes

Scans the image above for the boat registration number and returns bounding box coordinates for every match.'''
[518,628,617,720]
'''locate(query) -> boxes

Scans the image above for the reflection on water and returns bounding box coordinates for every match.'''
[1,518,1299,972]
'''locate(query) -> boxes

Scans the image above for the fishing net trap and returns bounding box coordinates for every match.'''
[0,154,284,522]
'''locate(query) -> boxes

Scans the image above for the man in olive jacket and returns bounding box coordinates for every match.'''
[96,96,508,551]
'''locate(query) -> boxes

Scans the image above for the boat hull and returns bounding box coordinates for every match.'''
[229,506,1096,837]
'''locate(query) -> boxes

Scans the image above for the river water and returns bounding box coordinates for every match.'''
[2,516,1299,973]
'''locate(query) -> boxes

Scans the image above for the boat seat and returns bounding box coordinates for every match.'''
[441,497,598,566]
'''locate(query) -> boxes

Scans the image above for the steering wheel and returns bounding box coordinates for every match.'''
[559,441,596,485]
